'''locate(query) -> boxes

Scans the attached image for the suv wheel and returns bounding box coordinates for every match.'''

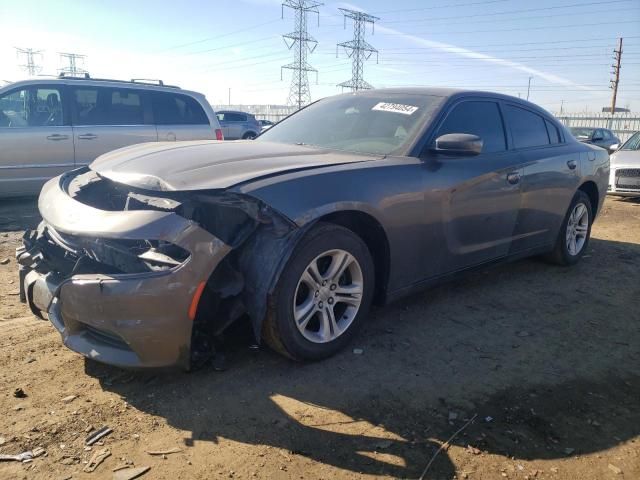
[243,132,257,140]
[263,223,374,360]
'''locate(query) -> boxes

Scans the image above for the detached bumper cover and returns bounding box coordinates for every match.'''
[17,174,231,368]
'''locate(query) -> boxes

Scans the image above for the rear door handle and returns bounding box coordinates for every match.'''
[46,134,69,141]
[567,160,577,170]
[78,133,98,140]
[507,172,521,185]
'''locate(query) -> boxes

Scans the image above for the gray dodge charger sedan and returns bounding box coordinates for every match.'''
[17,88,609,369]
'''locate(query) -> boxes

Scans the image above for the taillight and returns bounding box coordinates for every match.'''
[215,129,224,141]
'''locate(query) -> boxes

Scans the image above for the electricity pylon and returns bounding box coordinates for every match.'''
[337,8,379,91]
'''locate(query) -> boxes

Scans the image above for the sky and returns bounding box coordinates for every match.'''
[1,0,639,113]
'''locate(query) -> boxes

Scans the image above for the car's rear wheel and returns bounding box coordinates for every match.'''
[263,223,374,360]
[243,132,257,140]
[547,190,593,265]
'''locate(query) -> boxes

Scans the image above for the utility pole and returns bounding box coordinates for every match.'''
[58,52,88,77]
[228,87,231,106]
[281,0,323,110]
[609,37,623,115]
[337,8,379,91]
[560,99,564,115]
[15,48,43,76]
[526,76,533,101]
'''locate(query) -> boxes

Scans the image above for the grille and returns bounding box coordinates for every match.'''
[615,169,640,190]
[83,324,130,350]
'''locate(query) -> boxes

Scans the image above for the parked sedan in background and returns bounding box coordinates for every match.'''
[608,131,640,197]
[18,88,608,369]
[570,126,620,153]
[216,110,261,139]
[0,76,223,197]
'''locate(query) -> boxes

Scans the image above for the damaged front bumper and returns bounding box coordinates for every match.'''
[17,172,231,369]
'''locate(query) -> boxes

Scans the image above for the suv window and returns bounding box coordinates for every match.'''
[0,87,64,128]
[152,93,209,125]
[218,112,246,122]
[435,101,506,153]
[602,129,612,140]
[73,87,145,126]
[504,105,549,149]
[593,129,604,140]
[545,119,561,144]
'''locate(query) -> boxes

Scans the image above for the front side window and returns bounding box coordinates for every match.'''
[73,87,144,126]
[0,87,63,128]
[153,93,208,125]
[504,105,550,149]
[258,93,443,155]
[435,101,506,153]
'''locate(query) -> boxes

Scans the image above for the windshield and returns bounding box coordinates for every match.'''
[621,132,640,151]
[257,93,443,155]
[570,127,594,138]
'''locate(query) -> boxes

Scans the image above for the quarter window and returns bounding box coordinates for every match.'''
[504,105,550,149]
[435,101,506,153]
[0,87,64,127]
[545,119,561,144]
[73,87,145,126]
[152,93,209,125]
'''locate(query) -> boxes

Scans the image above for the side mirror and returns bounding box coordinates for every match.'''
[432,133,483,155]
[609,143,620,152]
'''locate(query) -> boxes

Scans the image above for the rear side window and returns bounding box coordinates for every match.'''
[152,93,209,125]
[218,112,246,122]
[545,119,561,144]
[435,101,506,153]
[504,105,549,149]
[73,87,145,126]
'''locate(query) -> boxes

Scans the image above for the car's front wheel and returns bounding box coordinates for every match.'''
[263,223,374,360]
[547,190,593,265]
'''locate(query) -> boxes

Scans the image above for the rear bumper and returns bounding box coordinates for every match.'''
[18,174,231,369]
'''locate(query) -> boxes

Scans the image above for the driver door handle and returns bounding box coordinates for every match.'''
[567,160,577,170]
[507,172,521,185]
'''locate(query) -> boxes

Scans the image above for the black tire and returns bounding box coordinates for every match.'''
[263,222,375,361]
[243,131,257,140]
[546,190,593,266]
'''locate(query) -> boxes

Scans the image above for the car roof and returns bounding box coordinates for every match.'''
[0,77,204,98]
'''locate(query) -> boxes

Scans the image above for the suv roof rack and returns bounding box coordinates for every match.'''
[57,73,180,89]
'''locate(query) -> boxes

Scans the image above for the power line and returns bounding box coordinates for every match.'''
[58,52,88,77]
[337,8,379,91]
[610,37,624,114]
[379,0,635,24]
[15,47,43,76]
[281,0,323,109]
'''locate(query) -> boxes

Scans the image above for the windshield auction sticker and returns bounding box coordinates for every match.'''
[372,102,419,115]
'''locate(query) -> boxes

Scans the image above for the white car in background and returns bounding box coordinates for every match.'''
[608,131,640,197]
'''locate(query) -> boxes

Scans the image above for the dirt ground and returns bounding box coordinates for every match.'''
[0,196,638,480]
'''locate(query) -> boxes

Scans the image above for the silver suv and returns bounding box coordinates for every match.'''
[0,76,223,197]
[216,110,261,140]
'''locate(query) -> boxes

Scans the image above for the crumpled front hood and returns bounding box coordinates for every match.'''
[91,140,375,191]
[611,150,640,167]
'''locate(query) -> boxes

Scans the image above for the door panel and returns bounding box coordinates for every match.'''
[0,127,74,196]
[428,154,523,273]
[512,146,579,251]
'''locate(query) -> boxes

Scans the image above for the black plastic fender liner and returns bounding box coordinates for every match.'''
[235,220,314,341]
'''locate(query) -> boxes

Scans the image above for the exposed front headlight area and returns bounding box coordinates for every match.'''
[16,169,235,368]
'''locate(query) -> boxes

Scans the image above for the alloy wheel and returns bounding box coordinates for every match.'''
[566,202,589,256]
[293,249,364,343]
